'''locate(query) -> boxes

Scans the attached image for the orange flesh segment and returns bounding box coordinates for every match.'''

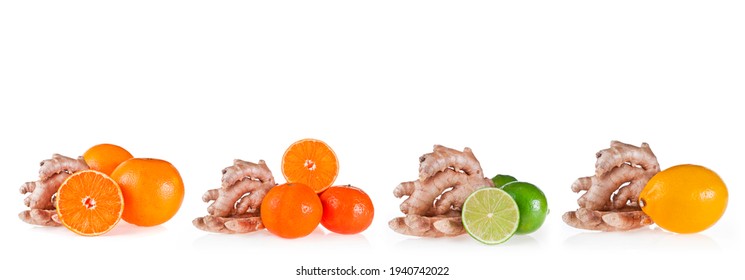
[56,170,123,236]
[282,139,339,193]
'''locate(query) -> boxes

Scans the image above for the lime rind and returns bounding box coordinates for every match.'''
[492,174,517,188]
[462,188,520,245]
[500,181,549,234]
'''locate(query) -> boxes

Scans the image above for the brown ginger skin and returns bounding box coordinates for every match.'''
[193,159,276,234]
[563,141,660,231]
[390,145,493,237]
[19,154,89,226]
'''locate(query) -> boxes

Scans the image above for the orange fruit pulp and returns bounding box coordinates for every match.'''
[260,182,322,238]
[82,143,134,176]
[110,158,184,227]
[281,138,339,193]
[640,164,728,234]
[319,185,374,234]
[56,170,124,236]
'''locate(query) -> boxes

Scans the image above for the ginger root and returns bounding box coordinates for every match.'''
[389,145,494,237]
[19,154,89,226]
[193,159,276,234]
[563,141,660,231]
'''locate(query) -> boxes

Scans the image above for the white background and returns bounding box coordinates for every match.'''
[1,1,743,279]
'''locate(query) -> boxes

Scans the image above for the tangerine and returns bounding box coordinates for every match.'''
[82,143,133,176]
[319,185,374,234]
[110,158,184,226]
[56,170,123,236]
[260,182,322,238]
[281,138,339,193]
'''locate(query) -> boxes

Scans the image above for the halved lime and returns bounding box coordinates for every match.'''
[462,188,520,245]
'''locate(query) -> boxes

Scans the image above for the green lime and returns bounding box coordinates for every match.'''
[500,181,548,234]
[492,174,517,188]
[461,188,519,245]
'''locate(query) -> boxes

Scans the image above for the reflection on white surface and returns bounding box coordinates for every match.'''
[105,221,168,236]
[394,234,472,248]
[505,234,539,247]
[26,220,167,237]
[28,225,68,235]
[563,227,721,251]
[191,227,372,251]
[393,232,540,249]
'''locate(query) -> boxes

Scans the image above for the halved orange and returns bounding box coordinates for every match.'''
[56,170,124,236]
[281,138,339,193]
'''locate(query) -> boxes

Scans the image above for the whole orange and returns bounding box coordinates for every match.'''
[640,164,728,234]
[319,185,374,234]
[261,182,322,238]
[82,144,133,176]
[110,158,184,226]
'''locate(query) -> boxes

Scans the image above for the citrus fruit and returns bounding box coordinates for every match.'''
[500,181,548,234]
[56,170,123,236]
[110,158,184,226]
[319,185,374,234]
[461,188,520,245]
[261,182,323,238]
[281,138,339,193]
[492,174,517,188]
[82,143,134,176]
[640,164,728,234]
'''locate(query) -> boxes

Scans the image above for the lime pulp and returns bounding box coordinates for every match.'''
[461,188,520,245]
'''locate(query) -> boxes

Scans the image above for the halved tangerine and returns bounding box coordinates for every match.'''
[281,138,339,193]
[56,170,124,236]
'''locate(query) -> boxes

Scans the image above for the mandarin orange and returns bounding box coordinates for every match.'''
[110,158,184,226]
[82,144,133,176]
[56,170,124,236]
[281,139,339,193]
[260,182,322,238]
